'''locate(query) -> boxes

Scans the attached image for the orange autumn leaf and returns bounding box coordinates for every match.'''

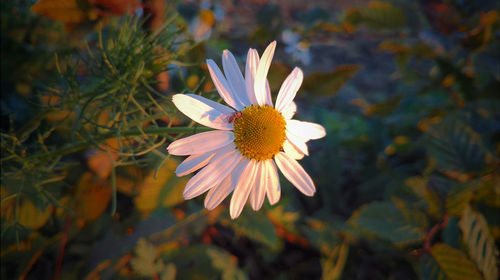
[31,0,98,23]
[74,172,112,221]
[87,151,116,179]
[40,94,76,122]
[0,188,14,218]
[87,138,121,179]
[91,0,141,16]
[479,10,500,27]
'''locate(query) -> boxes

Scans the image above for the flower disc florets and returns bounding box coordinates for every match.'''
[233,105,286,161]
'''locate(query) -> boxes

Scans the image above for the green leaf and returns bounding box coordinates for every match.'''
[303,219,340,254]
[348,201,427,245]
[207,247,247,280]
[421,243,483,280]
[406,177,442,218]
[473,175,500,208]
[459,207,498,280]
[446,174,500,217]
[442,217,461,249]
[302,65,360,97]
[345,1,406,30]
[364,95,403,117]
[161,245,220,279]
[425,118,492,172]
[227,210,278,250]
[446,185,474,217]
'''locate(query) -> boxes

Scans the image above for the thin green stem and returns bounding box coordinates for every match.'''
[28,126,212,162]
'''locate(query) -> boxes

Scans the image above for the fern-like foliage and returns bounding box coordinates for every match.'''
[459,206,498,280]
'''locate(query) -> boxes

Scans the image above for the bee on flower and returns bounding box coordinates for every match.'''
[168,41,326,219]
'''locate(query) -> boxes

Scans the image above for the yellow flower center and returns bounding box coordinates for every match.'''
[233,105,286,161]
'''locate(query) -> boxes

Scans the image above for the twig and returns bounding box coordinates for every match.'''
[53,217,72,280]
[424,214,449,252]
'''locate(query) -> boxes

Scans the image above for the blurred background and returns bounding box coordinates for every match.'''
[1,0,499,279]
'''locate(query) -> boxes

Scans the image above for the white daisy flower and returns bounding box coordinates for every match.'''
[168,41,326,219]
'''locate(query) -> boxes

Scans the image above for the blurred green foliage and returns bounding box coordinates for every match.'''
[1,0,499,279]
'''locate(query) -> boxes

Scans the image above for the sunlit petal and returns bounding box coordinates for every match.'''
[167,130,234,156]
[274,152,315,196]
[183,149,242,199]
[249,161,266,210]
[275,67,303,113]
[230,159,258,219]
[254,41,276,106]
[222,50,250,107]
[206,59,242,110]
[172,94,233,130]
[287,119,326,140]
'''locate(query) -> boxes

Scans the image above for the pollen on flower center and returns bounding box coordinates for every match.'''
[233,105,286,161]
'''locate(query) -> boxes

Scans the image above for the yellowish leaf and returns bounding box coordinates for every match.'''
[18,200,52,230]
[430,243,483,280]
[162,178,188,208]
[134,159,179,216]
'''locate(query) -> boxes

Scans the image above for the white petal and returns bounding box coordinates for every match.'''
[265,160,281,205]
[286,131,309,156]
[183,150,242,199]
[222,50,250,108]
[204,157,249,210]
[245,48,259,105]
[274,152,316,196]
[204,176,230,210]
[283,140,305,160]
[254,41,276,106]
[230,159,259,219]
[275,67,303,113]
[176,152,215,176]
[172,94,233,130]
[167,130,234,156]
[206,59,242,110]
[249,161,266,210]
[264,80,273,107]
[186,94,234,114]
[281,101,297,120]
[287,120,326,140]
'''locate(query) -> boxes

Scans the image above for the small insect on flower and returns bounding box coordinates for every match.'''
[227,111,243,124]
